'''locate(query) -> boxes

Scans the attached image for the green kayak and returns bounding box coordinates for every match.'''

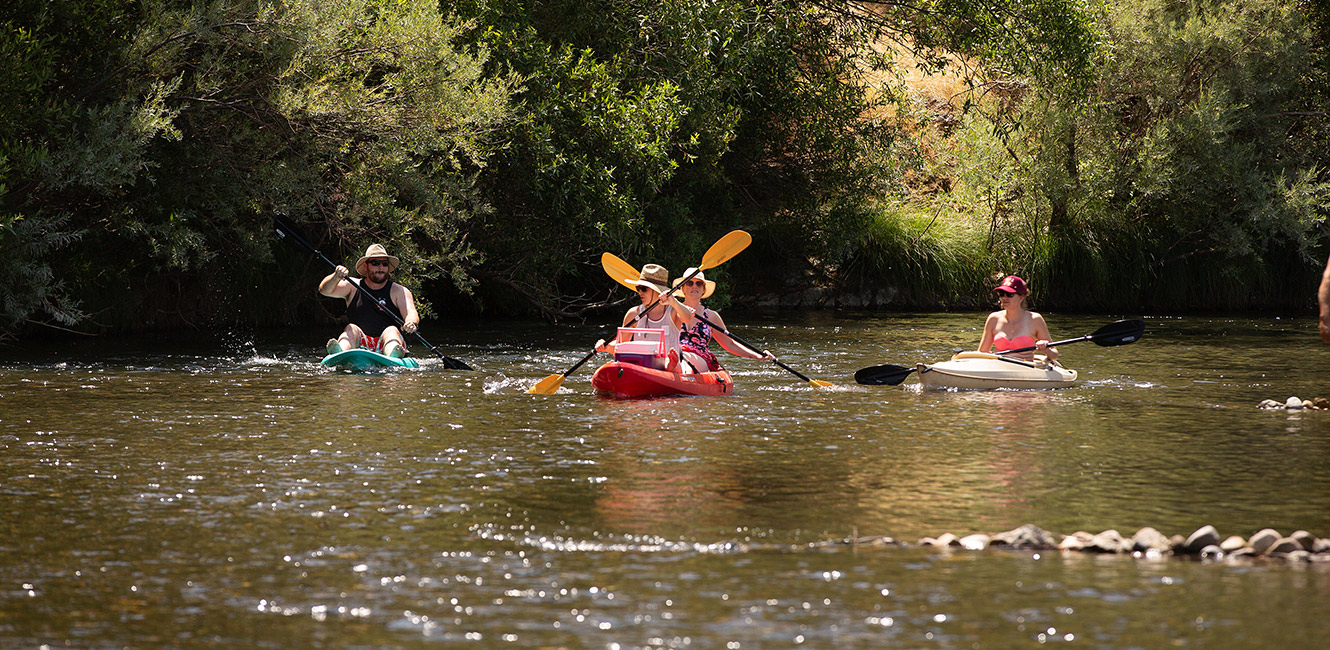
[320,348,419,371]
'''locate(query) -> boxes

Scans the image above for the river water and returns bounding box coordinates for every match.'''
[2,312,1328,648]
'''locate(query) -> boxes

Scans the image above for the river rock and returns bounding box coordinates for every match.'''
[1060,531,1094,551]
[1284,550,1312,562]
[1314,538,1330,554]
[1227,546,1258,559]
[919,533,960,548]
[1289,530,1317,551]
[852,536,900,548]
[1248,528,1282,554]
[991,524,1061,549]
[1267,537,1304,555]
[1220,536,1247,552]
[1183,525,1221,554]
[1090,529,1130,554]
[1199,544,1224,559]
[959,534,990,550]
[1285,396,1304,409]
[1313,397,1330,409]
[1257,399,1283,409]
[1132,527,1173,553]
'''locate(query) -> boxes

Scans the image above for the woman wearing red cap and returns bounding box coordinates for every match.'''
[977,275,1058,363]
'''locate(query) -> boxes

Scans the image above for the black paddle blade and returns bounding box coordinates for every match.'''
[443,356,473,371]
[854,364,916,386]
[1089,319,1146,347]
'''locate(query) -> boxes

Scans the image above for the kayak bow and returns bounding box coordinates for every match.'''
[917,352,1075,390]
[321,348,420,371]
[591,361,733,399]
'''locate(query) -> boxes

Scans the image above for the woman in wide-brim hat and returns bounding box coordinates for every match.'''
[673,267,773,373]
[595,263,693,371]
[977,274,1058,363]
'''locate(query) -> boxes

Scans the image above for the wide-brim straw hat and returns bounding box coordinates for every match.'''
[355,244,401,276]
[672,267,715,299]
[630,264,671,294]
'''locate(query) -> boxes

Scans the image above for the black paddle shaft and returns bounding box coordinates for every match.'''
[688,312,816,383]
[273,217,472,370]
[996,319,1146,356]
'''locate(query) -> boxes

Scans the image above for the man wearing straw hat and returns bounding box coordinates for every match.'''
[318,244,420,358]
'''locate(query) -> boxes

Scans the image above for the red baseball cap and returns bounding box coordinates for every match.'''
[995,275,1028,295]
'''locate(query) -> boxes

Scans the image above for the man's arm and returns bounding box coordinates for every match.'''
[394,285,420,334]
[319,265,353,300]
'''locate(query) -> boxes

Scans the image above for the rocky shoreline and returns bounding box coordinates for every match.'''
[1258,396,1329,410]
[829,524,1330,562]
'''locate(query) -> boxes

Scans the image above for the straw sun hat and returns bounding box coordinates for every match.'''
[354,244,400,276]
[630,264,672,294]
[672,267,715,299]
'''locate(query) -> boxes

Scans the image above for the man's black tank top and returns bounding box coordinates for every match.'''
[345,280,401,337]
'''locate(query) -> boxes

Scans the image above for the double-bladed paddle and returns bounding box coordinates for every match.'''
[273,216,473,370]
[853,319,1146,386]
[526,230,752,395]
[602,253,832,388]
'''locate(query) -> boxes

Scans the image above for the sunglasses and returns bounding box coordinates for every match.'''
[635,286,654,293]
[996,292,1020,298]
[684,280,706,287]
[367,259,392,268]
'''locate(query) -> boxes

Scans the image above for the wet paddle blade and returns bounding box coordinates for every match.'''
[443,356,474,371]
[699,230,752,270]
[809,378,834,388]
[528,373,565,395]
[854,364,916,386]
[602,253,640,290]
[1089,319,1146,347]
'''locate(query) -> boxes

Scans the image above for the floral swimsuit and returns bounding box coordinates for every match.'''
[680,309,721,372]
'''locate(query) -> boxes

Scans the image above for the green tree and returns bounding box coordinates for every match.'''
[1,0,516,337]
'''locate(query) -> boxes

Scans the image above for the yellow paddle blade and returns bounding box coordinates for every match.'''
[601,252,640,290]
[700,230,751,270]
[528,373,565,395]
[809,378,834,388]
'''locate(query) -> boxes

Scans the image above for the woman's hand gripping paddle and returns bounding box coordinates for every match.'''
[273,216,473,370]
[853,319,1146,386]
[604,253,831,388]
[527,231,752,395]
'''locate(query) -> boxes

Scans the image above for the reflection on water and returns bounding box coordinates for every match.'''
[2,314,1329,648]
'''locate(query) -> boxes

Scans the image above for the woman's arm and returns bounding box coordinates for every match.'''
[1032,313,1058,361]
[977,313,998,352]
[707,311,771,360]
[664,292,694,327]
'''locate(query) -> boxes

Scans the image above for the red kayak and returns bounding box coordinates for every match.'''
[591,361,734,398]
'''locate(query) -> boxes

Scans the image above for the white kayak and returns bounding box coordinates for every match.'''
[916,351,1076,390]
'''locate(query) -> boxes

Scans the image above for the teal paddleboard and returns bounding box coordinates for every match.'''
[320,348,420,371]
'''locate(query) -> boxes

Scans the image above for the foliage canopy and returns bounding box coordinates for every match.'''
[2,0,1326,339]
